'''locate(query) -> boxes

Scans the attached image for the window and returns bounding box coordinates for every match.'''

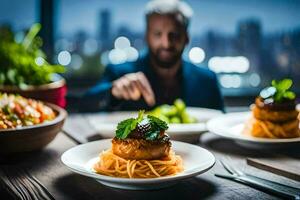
[1,0,299,98]
[0,0,37,38]
[55,0,300,96]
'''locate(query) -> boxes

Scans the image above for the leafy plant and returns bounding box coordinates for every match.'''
[259,79,296,102]
[0,23,65,88]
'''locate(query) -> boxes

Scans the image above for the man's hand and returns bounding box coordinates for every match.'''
[111,72,156,106]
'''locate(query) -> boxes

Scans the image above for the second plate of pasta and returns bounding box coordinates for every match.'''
[207,112,300,147]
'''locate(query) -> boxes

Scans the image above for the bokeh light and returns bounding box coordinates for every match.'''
[114,36,130,49]
[57,50,71,66]
[188,47,205,64]
[108,48,127,64]
[70,54,83,70]
[35,57,45,66]
[208,56,250,73]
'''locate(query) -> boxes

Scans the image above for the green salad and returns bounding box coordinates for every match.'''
[148,99,197,124]
[0,23,65,88]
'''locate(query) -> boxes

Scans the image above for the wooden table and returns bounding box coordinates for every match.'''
[1,112,300,200]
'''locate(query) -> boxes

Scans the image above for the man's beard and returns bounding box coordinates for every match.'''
[149,48,183,69]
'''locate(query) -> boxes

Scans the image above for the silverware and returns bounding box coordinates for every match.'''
[215,160,300,199]
[220,159,300,192]
[0,165,55,200]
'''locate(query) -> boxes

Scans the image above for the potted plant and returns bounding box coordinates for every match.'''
[0,23,67,107]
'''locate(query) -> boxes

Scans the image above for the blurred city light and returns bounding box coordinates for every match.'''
[108,48,127,64]
[35,57,45,66]
[57,50,71,66]
[83,39,98,56]
[220,74,242,88]
[276,53,289,68]
[124,47,139,62]
[248,73,261,87]
[208,56,250,73]
[188,47,205,64]
[114,36,130,49]
[70,54,83,70]
[107,36,139,64]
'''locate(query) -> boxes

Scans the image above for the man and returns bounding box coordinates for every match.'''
[82,0,224,111]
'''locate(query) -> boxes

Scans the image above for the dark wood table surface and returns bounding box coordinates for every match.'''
[1,110,300,200]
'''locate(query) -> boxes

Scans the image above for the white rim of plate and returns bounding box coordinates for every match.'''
[207,112,300,143]
[86,107,222,136]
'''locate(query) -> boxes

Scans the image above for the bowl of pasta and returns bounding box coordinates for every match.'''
[0,93,67,155]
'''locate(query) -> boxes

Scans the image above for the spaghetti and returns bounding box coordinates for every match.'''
[243,80,300,139]
[244,117,300,138]
[94,149,183,178]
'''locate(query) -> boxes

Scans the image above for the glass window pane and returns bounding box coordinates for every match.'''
[0,0,37,31]
[55,0,300,94]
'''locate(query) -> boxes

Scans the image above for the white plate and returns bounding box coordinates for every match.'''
[61,139,215,190]
[87,107,222,141]
[207,112,300,147]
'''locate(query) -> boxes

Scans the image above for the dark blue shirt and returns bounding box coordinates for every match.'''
[82,54,224,111]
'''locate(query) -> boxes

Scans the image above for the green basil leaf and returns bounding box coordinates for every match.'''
[283,91,296,100]
[116,118,136,139]
[148,115,168,130]
[276,79,292,91]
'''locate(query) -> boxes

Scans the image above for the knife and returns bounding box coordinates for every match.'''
[215,173,300,200]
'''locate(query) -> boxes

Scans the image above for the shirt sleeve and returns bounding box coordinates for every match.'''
[78,65,122,112]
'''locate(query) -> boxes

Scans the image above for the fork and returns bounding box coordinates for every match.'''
[0,165,55,200]
[215,160,300,199]
[220,159,300,191]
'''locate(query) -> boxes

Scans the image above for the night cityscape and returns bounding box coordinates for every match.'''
[55,8,300,94]
[1,0,300,94]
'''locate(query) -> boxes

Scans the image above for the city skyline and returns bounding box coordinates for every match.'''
[1,0,300,36]
[57,0,300,38]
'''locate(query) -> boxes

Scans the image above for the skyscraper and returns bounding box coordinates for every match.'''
[98,9,111,51]
[237,19,262,73]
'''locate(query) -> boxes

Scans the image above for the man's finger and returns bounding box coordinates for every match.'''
[118,78,131,100]
[129,80,142,100]
[136,72,155,106]
[123,77,141,100]
[112,81,123,99]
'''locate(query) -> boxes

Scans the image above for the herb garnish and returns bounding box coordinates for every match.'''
[147,115,168,131]
[260,79,296,102]
[115,110,168,140]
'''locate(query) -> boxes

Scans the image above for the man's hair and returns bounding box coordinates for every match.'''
[145,0,193,30]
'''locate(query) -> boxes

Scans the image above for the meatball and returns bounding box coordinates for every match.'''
[112,137,171,160]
